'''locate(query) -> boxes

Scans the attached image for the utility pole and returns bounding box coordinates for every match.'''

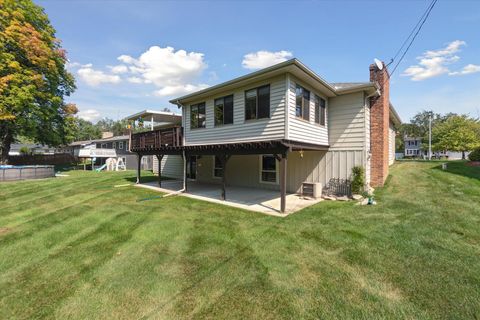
[428,113,432,160]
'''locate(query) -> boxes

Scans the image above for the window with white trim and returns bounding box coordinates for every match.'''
[119,141,124,149]
[260,155,277,183]
[113,142,116,149]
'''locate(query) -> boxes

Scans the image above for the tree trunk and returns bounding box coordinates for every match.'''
[0,125,13,164]
[462,151,466,160]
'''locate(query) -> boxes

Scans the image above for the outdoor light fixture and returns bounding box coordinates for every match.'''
[300,150,304,158]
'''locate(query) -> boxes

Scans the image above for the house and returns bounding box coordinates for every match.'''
[404,137,424,157]
[403,136,469,160]
[130,59,401,212]
[65,135,146,170]
[9,143,56,156]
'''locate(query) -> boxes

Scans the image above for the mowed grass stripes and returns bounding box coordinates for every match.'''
[0,163,479,319]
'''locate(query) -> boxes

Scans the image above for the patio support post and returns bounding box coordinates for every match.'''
[279,152,288,213]
[136,154,142,184]
[156,155,163,187]
[220,154,231,200]
[183,152,188,192]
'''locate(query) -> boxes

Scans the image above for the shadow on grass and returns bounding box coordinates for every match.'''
[122,174,174,184]
[432,161,480,181]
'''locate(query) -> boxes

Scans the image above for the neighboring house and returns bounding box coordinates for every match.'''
[404,137,424,157]
[9,143,56,156]
[65,135,146,170]
[94,135,140,170]
[403,137,468,159]
[130,59,401,212]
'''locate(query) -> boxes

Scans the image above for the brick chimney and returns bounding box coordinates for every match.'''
[369,62,390,187]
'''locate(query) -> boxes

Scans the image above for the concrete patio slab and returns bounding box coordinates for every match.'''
[135,180,322,216]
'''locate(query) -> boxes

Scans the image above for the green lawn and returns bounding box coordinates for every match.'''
[0,161,479,319]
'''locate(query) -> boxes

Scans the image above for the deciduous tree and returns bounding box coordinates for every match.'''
[432,115,480,159]
[0,0,75,163]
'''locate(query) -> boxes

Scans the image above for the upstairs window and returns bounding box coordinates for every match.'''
[314,95,326,126]
[214,95,234,126]
[296,84,310,121]
[190,102,206,129]
[245,85,270,120]
[260,155,277,183]
[213,156,224,178]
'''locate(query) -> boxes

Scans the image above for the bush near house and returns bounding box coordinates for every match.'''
[468,148,480,161]
[351,165,365,194]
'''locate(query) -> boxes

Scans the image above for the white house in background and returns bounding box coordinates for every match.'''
[404,137,424,157]
[130,59,401,213]
[403,136,468,160]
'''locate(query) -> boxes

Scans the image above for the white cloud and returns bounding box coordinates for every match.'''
[108,64,129,74]
[242,50,293,70]
[424,40,465,58]
[66,62,91,69]
[116,46,208,96]
[118,54,137,64]
[77,109,101,122]
[402,40,480,81]
[127,76,143,84]
[77,66,121,86]
[448,64,480,76]
[153,84,209,97]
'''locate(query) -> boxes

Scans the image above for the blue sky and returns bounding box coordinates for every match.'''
[37,0,480,123]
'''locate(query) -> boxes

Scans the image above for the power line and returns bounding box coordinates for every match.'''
[390,0,438,77]
[391,1,435,64]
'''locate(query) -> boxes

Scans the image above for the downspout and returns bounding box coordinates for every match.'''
[364,89,380,188]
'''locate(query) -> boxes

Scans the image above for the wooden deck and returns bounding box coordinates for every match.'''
[130,126,183,152]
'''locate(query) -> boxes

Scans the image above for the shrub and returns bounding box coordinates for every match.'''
[351,166,365,194]
[469,148,480,161]
[19,146,30,155]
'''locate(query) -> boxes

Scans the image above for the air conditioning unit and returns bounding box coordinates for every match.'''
[302,182,322,199]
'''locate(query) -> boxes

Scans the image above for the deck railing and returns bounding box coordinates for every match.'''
[130,126,183,151]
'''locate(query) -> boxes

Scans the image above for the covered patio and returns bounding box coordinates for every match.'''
[136,179,322,216]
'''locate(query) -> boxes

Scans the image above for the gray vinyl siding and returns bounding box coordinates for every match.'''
[196,155,279,191]
[153,155,183,179]
[288,150,364,193]
[328,92,366,150]
[193,151,363,194]
[287,75,329,145]
[184,75,286,145]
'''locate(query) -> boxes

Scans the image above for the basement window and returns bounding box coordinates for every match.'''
[296,84,310,121]
[245,85,270,120]
[260,155,277,184]
[214,95,234,126]
[190,102,206,129]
